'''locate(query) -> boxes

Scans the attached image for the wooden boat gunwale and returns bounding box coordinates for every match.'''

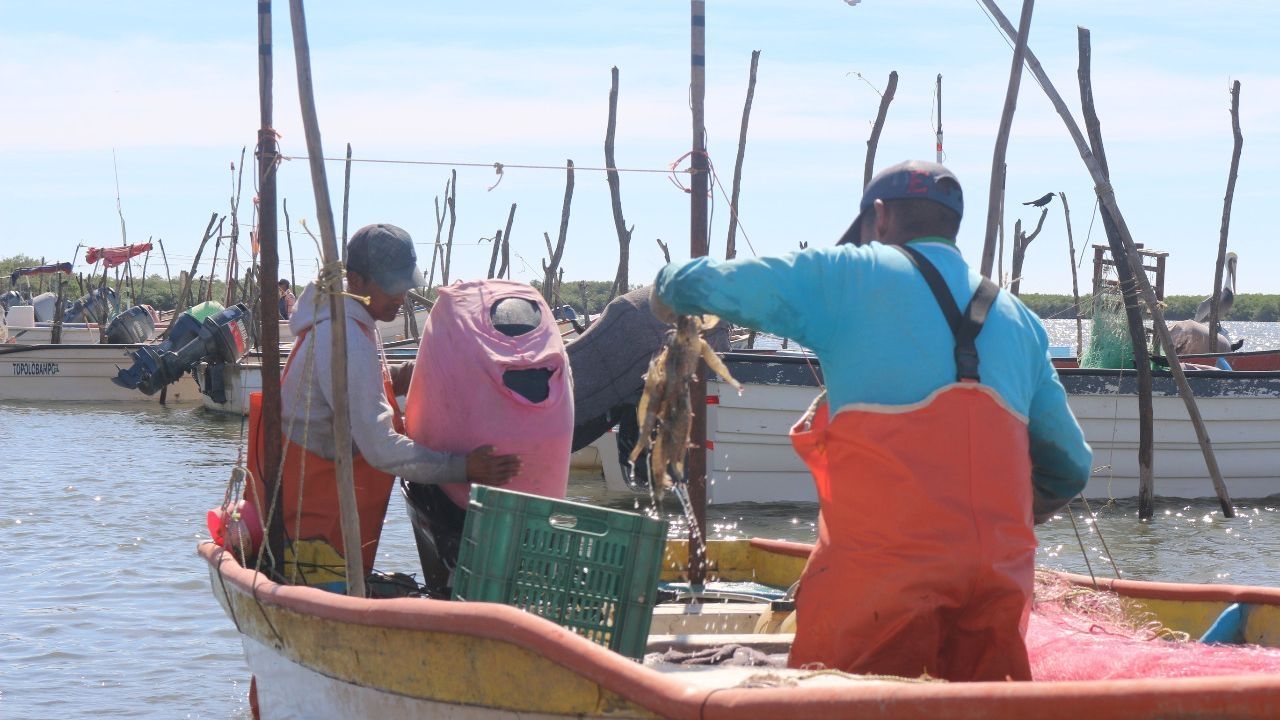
[203,537,1280,719]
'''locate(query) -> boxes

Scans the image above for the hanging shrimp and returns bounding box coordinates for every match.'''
[631,314,742,498]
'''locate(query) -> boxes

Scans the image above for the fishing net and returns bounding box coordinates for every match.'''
[1027,570,1280,680]
[1078,279,1137,369]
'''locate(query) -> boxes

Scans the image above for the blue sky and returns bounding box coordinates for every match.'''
[1,1,1277,296]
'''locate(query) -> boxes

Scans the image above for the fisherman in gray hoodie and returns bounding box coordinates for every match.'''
[273,223,519,590]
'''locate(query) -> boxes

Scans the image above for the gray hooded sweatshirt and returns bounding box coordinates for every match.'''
[281,283,466,484]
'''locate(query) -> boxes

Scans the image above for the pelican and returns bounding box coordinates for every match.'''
[1194,252,1238,323]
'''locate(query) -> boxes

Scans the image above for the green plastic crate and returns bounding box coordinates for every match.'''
[452,486,669,659]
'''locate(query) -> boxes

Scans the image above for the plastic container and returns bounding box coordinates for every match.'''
[6,305,35,327]
[452,486,669,658]
[186,300,226,324]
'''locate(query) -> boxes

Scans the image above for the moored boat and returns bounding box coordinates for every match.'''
[693,352,1280,504]
[0,343,201,403]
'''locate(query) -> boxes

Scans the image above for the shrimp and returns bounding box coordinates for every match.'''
[631,315,742,499]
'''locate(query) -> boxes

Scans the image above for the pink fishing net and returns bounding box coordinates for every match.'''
[1027,571,1280,680]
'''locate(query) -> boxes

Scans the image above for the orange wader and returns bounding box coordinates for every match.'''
[245,326,403,593]
[787,245,1037,682]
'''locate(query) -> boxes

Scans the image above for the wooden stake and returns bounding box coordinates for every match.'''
[1209,80,1243,352]
[1009,206,1047,295]
[443,169,457,286]
[487,229,502,279]
[341,142,353,265]
[283,198,297,288]
[541,160,574,303]
[726,50,760,260]
[1077,28,1156,520]
[157,237,176,299]
[980,0,1036,279]
[51,274,66,344]
[1059,192,1084,356]
[426,176,450,291]
[257,0,286,574]
[498,203,516,280]
[605,66,633,299]
[289,0,368,596]
[688,0,710,586]
[979,1,1233,517]
[863,70,899,190]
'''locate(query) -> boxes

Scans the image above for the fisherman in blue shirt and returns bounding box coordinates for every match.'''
[652,160,1092,681]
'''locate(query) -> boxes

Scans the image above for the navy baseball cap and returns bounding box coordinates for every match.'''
[837,160,964,246]
[346,223,425,294]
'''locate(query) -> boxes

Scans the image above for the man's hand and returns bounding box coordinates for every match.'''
[391,361,415,396]
[466,445,521,486]
[650,292,677,325]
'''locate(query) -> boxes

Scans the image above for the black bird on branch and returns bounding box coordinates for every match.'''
[1022,192,1055,208]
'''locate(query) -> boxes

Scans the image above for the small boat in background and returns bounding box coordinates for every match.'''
[0,342,201,403]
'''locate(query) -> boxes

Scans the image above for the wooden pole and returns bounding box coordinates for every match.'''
[341,142,353,265]
[688,0,709,585]
[1009,206,1047,296]
[173,213,219,325]
[442,169,457,286]
[1059,192,1084,356]
[979,1,1233,517]
[426,177,449,291]
[498,203,516,280]
[257,0,286,573]
[726,50,760,260]
[137,241,151,303]
[1076,28,1156,520]
[604,66,633,300]
[283,198,297,288]
[289,0,368,595]
[487,229,502,279]
[541,160,574,303]
[157,237,176,299]
[862,70,899,190]
[935,74,944,163]
[1209,80,1243,352]
[226,148,247,307]
[51,274,66,344]
[980,0,1036,279]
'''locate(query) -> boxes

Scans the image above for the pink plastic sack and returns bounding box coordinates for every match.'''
[405,279,573,507]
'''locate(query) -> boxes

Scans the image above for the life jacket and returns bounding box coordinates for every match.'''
[404,279,573,509]
[787,245,1037,682]
[245,324,403,593]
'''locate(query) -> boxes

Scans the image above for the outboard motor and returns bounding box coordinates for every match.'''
[113,303,254,396]
[31,292,57,322]
[0,290,24,310]
[64,287,119,324]
[104,305,157,344]
[402,280,573,597]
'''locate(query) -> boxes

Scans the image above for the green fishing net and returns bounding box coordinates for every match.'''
[1079,284,1136,369]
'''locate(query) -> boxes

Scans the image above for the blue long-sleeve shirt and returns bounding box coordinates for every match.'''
[655,238,1092,516]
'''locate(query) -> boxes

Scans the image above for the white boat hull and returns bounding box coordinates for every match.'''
[2,324,102,344]
[700,357,1280,504]
[0,344,201,403]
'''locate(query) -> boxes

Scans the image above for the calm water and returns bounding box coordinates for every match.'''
[2,319,1278,718]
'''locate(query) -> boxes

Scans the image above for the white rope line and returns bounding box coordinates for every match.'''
[278,153,695,176]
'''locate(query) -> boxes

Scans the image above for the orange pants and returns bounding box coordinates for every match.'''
[788,384,1036,681]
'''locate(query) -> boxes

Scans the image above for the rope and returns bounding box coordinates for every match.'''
[278,153,694,176]
[1079,494,1123,579]
[1065,496,1099,589]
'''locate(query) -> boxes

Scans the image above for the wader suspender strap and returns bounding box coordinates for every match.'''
[893,245,1001,383]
